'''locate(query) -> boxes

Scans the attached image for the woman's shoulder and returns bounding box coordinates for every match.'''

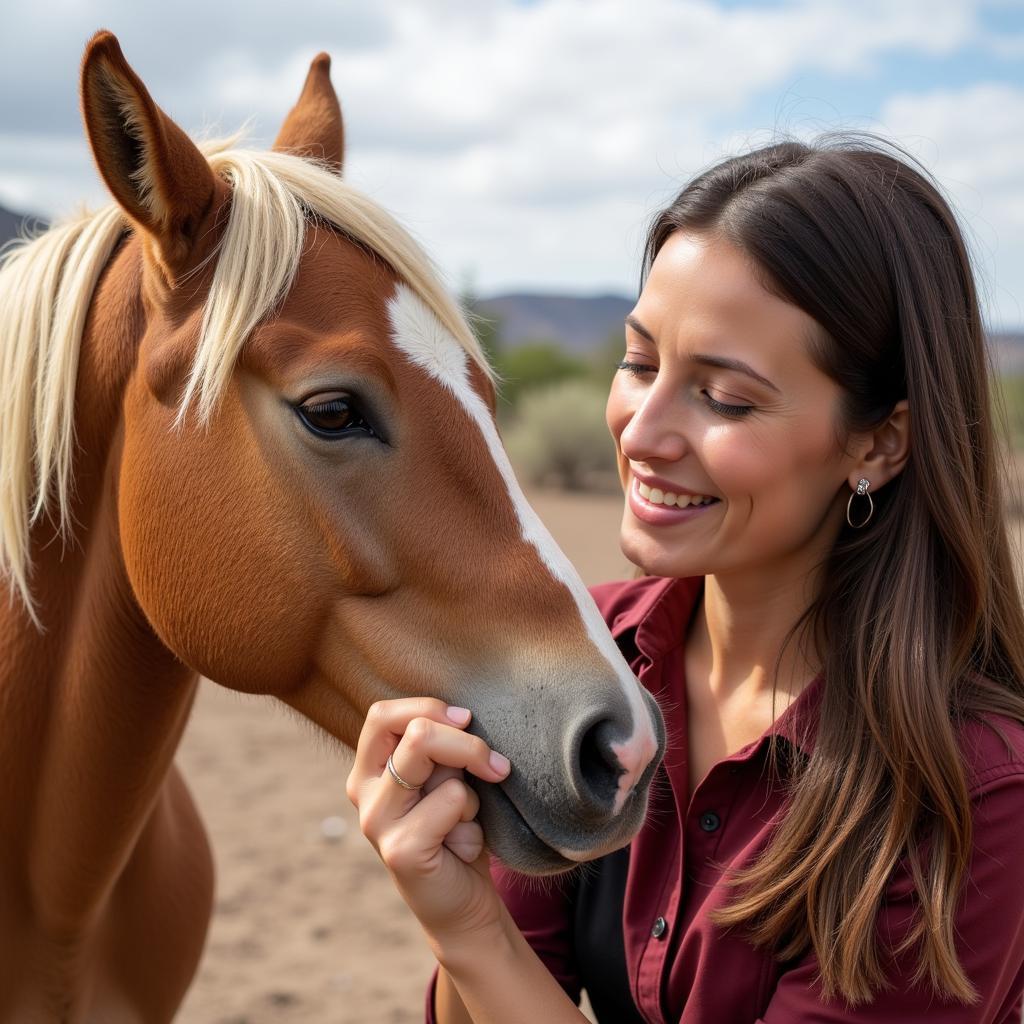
[960,710,1024,796]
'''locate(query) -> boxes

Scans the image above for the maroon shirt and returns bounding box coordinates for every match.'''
[427,575,1024,1022]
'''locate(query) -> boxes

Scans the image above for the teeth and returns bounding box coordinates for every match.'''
[637,480,717,507]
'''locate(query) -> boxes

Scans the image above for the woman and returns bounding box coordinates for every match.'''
[345,137,1024,1022]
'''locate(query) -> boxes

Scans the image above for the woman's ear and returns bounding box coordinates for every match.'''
[80,30,217,273]
[850,399,911,492]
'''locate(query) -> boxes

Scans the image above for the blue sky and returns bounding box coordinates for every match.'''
[744,3,1021,123]
[1,0,1022,327]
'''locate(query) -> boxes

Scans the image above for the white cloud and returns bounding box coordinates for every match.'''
[876,83,1024,329]
[0,134,108,219]
[0,0,1019,327]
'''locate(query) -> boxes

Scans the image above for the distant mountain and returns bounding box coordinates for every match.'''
[478,292,1024,373]
[476,292,634,354]
[990,332,1024,374]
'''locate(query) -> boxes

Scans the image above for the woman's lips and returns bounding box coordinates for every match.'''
[627,476,721,525]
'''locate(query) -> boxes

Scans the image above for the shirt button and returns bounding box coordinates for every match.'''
[699,811,721,832]
[651,916,668,939]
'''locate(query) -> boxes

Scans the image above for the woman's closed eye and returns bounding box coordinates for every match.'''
[702,391,754,418]
[615,361,755,418]
[616,359,658,378]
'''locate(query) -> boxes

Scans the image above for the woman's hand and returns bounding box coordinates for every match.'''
[348,698,591,1024]
[345,698,513,957]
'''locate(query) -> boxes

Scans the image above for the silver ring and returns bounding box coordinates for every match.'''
[386,753,420,791]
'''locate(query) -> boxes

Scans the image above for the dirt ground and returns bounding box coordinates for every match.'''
[175,487,630,1023]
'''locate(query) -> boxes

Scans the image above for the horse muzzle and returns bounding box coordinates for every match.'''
[466,683,666,875]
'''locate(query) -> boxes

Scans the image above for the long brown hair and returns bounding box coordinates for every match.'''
[643,136,1024,1005]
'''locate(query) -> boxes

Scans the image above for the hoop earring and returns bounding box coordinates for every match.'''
[846,477,874,529]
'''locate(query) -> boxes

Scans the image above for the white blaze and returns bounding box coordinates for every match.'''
[387,283,657,819]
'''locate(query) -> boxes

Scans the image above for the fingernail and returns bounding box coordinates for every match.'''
[489,751,511,777]
[446,706,471,726]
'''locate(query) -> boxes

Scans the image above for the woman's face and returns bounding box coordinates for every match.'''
[606,229,858,581]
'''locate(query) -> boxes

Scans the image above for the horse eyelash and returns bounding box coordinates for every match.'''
[303,398,348,414]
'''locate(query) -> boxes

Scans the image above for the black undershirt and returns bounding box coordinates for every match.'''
[572,845,645,1022]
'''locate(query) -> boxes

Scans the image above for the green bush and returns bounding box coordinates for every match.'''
[503,380,617,490]
[585,327,629,391]
[494,342,589,410]
[997,375,1024,449]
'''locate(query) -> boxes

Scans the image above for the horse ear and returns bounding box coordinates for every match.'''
[273,53,345,174]
[80,31,217,270]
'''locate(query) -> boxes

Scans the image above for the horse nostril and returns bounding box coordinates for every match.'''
[576,718,625,812]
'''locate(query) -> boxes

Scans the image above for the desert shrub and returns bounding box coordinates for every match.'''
[585,326,629,390]
[504,379,617,490]
[495,342,589,409]
[997,375,1024,449]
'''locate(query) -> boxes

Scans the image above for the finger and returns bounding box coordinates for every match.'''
[422,768,482,824]
[442,821,485,864]
[377,776,479,874]
[422,764,462,796]
[357,698,470,767]
[389,716,510,793]
[348,699,472,801]
[363,763,481,848]
[458,780,480,822]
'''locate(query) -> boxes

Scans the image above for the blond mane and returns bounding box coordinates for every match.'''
[0,141,491,623]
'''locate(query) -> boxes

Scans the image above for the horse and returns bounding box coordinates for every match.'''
[0,31,665,1021]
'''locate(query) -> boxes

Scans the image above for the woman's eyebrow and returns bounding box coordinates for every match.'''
[625,314,657,344]
[690,353,781,394]
[625,314,781,394]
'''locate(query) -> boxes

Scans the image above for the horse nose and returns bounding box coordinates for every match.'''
[571,710,658,820]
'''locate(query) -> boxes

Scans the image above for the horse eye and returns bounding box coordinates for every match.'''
[296,396,375,439]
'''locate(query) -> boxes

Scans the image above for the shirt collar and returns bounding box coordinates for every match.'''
[606,575,704,661]
[771,669,823,756]
[608,573,823,757]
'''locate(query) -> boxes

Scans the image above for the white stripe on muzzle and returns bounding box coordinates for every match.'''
[387,284,657,813]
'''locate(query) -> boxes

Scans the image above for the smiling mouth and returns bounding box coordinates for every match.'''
[635,479,720,508]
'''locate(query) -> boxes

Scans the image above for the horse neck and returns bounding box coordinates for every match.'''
[0,234,199,933]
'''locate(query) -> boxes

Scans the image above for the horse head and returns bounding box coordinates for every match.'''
[68,32,667,874]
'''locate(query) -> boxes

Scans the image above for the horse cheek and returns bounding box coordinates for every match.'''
[116,388,319,694]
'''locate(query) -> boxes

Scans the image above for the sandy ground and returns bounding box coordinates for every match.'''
[175,487,630,1023]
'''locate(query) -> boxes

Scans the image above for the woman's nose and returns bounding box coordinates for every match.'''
[618,387,690,465]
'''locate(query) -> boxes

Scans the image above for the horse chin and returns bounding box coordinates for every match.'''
[471,778,648,877]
